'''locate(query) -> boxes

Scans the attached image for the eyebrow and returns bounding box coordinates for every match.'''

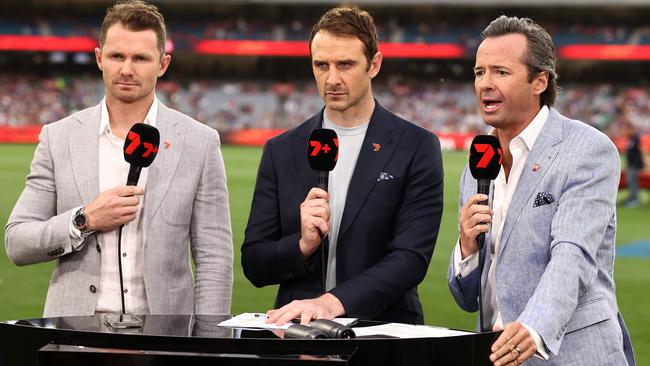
[313,59,357,65]
[473,64,510,71]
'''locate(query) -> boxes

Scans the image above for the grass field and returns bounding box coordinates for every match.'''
[1,144,648,361]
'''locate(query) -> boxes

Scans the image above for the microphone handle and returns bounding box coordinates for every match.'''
[126,165,142,187]
[317,171,328,191]
[475,178,491,250]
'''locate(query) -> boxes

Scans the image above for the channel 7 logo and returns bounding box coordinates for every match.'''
[309,138,339,160]
[125,131,158,158]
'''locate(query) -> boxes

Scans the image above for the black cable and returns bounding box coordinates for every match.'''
[117,224,126,315]
[477,235,486,333]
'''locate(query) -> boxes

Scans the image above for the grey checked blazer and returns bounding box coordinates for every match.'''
[5,102,233,317]
[448,108,635,365]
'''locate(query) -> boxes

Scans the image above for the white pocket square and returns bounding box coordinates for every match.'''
[377,172,394,182]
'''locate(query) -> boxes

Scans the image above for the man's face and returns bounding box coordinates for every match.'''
[311,30,381,113]
[95,22,170,104]
[473,33,547,131]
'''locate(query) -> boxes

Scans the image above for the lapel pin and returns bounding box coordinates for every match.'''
[373,143,381,152]
[164,141,171,149]
[532,163,541,172]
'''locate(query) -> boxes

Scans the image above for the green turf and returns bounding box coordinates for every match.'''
[1,144,648,360]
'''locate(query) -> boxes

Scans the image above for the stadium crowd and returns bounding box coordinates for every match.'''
[2,13,649,47]
[1,74,648,137]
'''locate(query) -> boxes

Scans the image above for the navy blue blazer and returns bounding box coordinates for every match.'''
[241,102,443,324]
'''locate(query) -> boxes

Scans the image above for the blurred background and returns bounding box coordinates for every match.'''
[0,0,648,361]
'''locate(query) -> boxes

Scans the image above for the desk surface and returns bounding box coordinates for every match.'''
[1,315,498,365]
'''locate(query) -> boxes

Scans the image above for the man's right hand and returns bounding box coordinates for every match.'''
[459,194,493,259]
[84,186,144,232]
[299,188,330,259]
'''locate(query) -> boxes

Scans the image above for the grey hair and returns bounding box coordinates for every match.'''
[482,15,559,107]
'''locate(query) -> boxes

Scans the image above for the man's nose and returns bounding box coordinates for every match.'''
[326,67,342,85]
[120,59,134,76]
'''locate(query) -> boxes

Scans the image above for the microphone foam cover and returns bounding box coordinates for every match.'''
[308,128,338,172]
[469,135,501,180]
[123,123,160,168]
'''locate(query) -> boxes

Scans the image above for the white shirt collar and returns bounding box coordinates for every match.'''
[488,105,549,152]
[516,105,548,152]
[99,96,159,136]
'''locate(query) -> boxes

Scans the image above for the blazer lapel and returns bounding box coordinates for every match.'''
[69,104,101,204]
[142,103,184,237]
[496,109,564,259]
[338,103,399,241]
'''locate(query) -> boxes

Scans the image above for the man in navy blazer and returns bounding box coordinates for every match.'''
[242,7,443,325]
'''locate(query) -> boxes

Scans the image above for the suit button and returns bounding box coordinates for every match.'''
[96,244,101,253]
[89,285,96,293]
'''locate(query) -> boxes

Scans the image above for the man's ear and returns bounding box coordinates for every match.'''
[158,53,171,77]
[532,70,549,96]
[95,47,102,71]
[368,51,383,79]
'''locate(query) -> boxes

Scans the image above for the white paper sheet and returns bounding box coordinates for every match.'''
[352,323,473,338]
[217,313,358,330]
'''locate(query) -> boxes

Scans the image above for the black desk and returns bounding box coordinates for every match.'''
[0,315,498,365]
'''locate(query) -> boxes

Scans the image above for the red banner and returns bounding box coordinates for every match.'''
[195,40,464,58]
[558,45,650,61]
[0,35,96,52]
[0,125,43,143]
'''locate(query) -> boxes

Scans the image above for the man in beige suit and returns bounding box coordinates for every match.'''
[4,0,233,317]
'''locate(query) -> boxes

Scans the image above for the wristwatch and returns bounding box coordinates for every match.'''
[73,206,94,237]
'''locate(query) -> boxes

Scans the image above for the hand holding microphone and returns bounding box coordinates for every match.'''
[83,123,159,232]
[299,128,339,259]
[460,135,501,256]
[84,186,144,232]
[299,187,331,258]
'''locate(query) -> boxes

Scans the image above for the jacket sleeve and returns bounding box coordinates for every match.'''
[447,165,482,313]
[241,141,313,287]
[190,130,234,315]
[5,124,80,265]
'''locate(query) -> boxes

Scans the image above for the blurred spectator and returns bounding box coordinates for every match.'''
[623,123,646,208]
[1,74,649,138]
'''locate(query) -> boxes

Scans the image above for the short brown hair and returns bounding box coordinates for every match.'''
[99,0,166,55]
[482,15,559,107]
[309,7,378,68]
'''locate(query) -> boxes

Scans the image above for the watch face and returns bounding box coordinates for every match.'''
[74,211,87,229]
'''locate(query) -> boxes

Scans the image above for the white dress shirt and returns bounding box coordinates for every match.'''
[69,97,159,314]
[454,106,550,359]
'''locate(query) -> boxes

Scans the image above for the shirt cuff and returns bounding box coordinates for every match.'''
[522,323,550,360]
[68,206,86,251]
[453,239,479,278]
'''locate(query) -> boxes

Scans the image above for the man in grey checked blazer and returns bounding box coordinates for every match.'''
[5,1,232,317]
[447,16,635,365]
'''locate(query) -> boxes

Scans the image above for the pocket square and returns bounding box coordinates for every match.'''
[377,172,394,182]
[533,192,555,207]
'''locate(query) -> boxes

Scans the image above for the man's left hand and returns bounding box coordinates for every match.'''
[489,321,537,366]
[266,293,345,325]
